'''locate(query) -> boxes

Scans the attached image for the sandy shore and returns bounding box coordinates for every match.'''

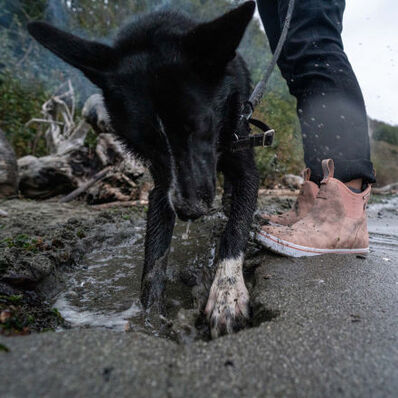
[0,195,397,397]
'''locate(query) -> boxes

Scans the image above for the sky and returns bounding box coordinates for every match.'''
[342,0,397,125]
[255,0,397,125]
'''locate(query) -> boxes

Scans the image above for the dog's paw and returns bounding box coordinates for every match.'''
[204,255,250,338]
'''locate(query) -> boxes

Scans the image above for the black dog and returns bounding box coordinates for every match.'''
[28,1,259,338]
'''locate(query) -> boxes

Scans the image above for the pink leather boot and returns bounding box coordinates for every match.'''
[257,159,371,257]
[260,168,319,226]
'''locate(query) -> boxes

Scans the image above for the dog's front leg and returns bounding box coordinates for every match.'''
[205,151,259,338]
[140,185,175,315]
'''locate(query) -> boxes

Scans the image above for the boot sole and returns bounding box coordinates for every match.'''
[257,231,369,258]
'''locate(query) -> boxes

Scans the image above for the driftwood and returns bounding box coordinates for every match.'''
[281,174,304,190]
[0,208,8,217]
[59,166,112,203]
[18,153,80,199]
[373,183,398,195]
[18,82,95,199]
[0,128,18,198]
[19,83,146,202]
[258,188,300,197]
[79,93,146,204]
[25,81,90,156]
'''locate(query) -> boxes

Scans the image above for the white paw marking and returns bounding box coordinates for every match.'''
[205,254,250,338]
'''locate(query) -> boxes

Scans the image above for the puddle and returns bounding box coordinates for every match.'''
[54,213,222,338]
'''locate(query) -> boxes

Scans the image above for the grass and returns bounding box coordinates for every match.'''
[1,234,44,252]
[371,139,398,186]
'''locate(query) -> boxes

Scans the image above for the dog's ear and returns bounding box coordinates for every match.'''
[182,1,255,68]
[28,22,115,85]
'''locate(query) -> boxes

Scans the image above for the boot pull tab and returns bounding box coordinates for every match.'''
[321,159,335,181]
[302,168,311,182]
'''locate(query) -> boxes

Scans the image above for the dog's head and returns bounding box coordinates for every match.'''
[28,1,255,220]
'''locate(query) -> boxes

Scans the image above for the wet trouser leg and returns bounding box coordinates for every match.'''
[257,0,376,184]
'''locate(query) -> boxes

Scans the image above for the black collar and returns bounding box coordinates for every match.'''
[229,117,274,152]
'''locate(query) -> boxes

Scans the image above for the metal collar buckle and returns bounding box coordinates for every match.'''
[262,129,275,147]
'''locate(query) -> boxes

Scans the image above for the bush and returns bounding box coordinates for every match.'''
[254,93,304,185]
[0,71,49,157]
[372,119,398,146]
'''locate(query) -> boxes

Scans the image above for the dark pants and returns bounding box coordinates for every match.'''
[257,0,376,184]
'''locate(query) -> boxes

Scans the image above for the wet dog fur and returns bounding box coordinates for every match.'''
[28,1,259,338]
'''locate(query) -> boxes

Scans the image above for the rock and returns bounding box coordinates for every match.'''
[0,209,8,217]
[0,128,18,198]
[282,173,304,190]
[0,249,54,289]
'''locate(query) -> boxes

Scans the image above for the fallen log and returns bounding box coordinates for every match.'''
[19,85,146,202]
[59,166,112,203]
[373,183,398,195]
[18,148,93,199]
[281,174,304,190]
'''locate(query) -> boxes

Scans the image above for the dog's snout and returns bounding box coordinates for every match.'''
[172,193,210,221]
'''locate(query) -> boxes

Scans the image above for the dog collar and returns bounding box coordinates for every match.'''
[224,101,274,152]
[230,117,274,152]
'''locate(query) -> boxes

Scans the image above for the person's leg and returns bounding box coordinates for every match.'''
[256,0,374,255]
[257,0,375,185]
[256,0,281,53]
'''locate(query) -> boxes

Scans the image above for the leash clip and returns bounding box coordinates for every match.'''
[227,103,275,152]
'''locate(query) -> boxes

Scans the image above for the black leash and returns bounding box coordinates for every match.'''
[231,0,296,152]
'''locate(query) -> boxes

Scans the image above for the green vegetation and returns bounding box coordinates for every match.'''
[0,343,10,352]
[0,73,49,156]
[1,234,44,252]
[371,119,398,146]
[0,294,23,304]
[254,92,304,185]
[0,0,50,156]
[368,120,398,186]
[371,139,398,186]
[0,292,65,335]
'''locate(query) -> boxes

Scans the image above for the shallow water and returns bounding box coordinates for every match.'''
[54,196,398,336]
[54,213,221,335]
[368,196,398,256]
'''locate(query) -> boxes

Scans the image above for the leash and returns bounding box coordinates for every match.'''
[231,0,296,152]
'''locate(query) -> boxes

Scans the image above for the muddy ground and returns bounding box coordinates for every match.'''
[0,194,397,397]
